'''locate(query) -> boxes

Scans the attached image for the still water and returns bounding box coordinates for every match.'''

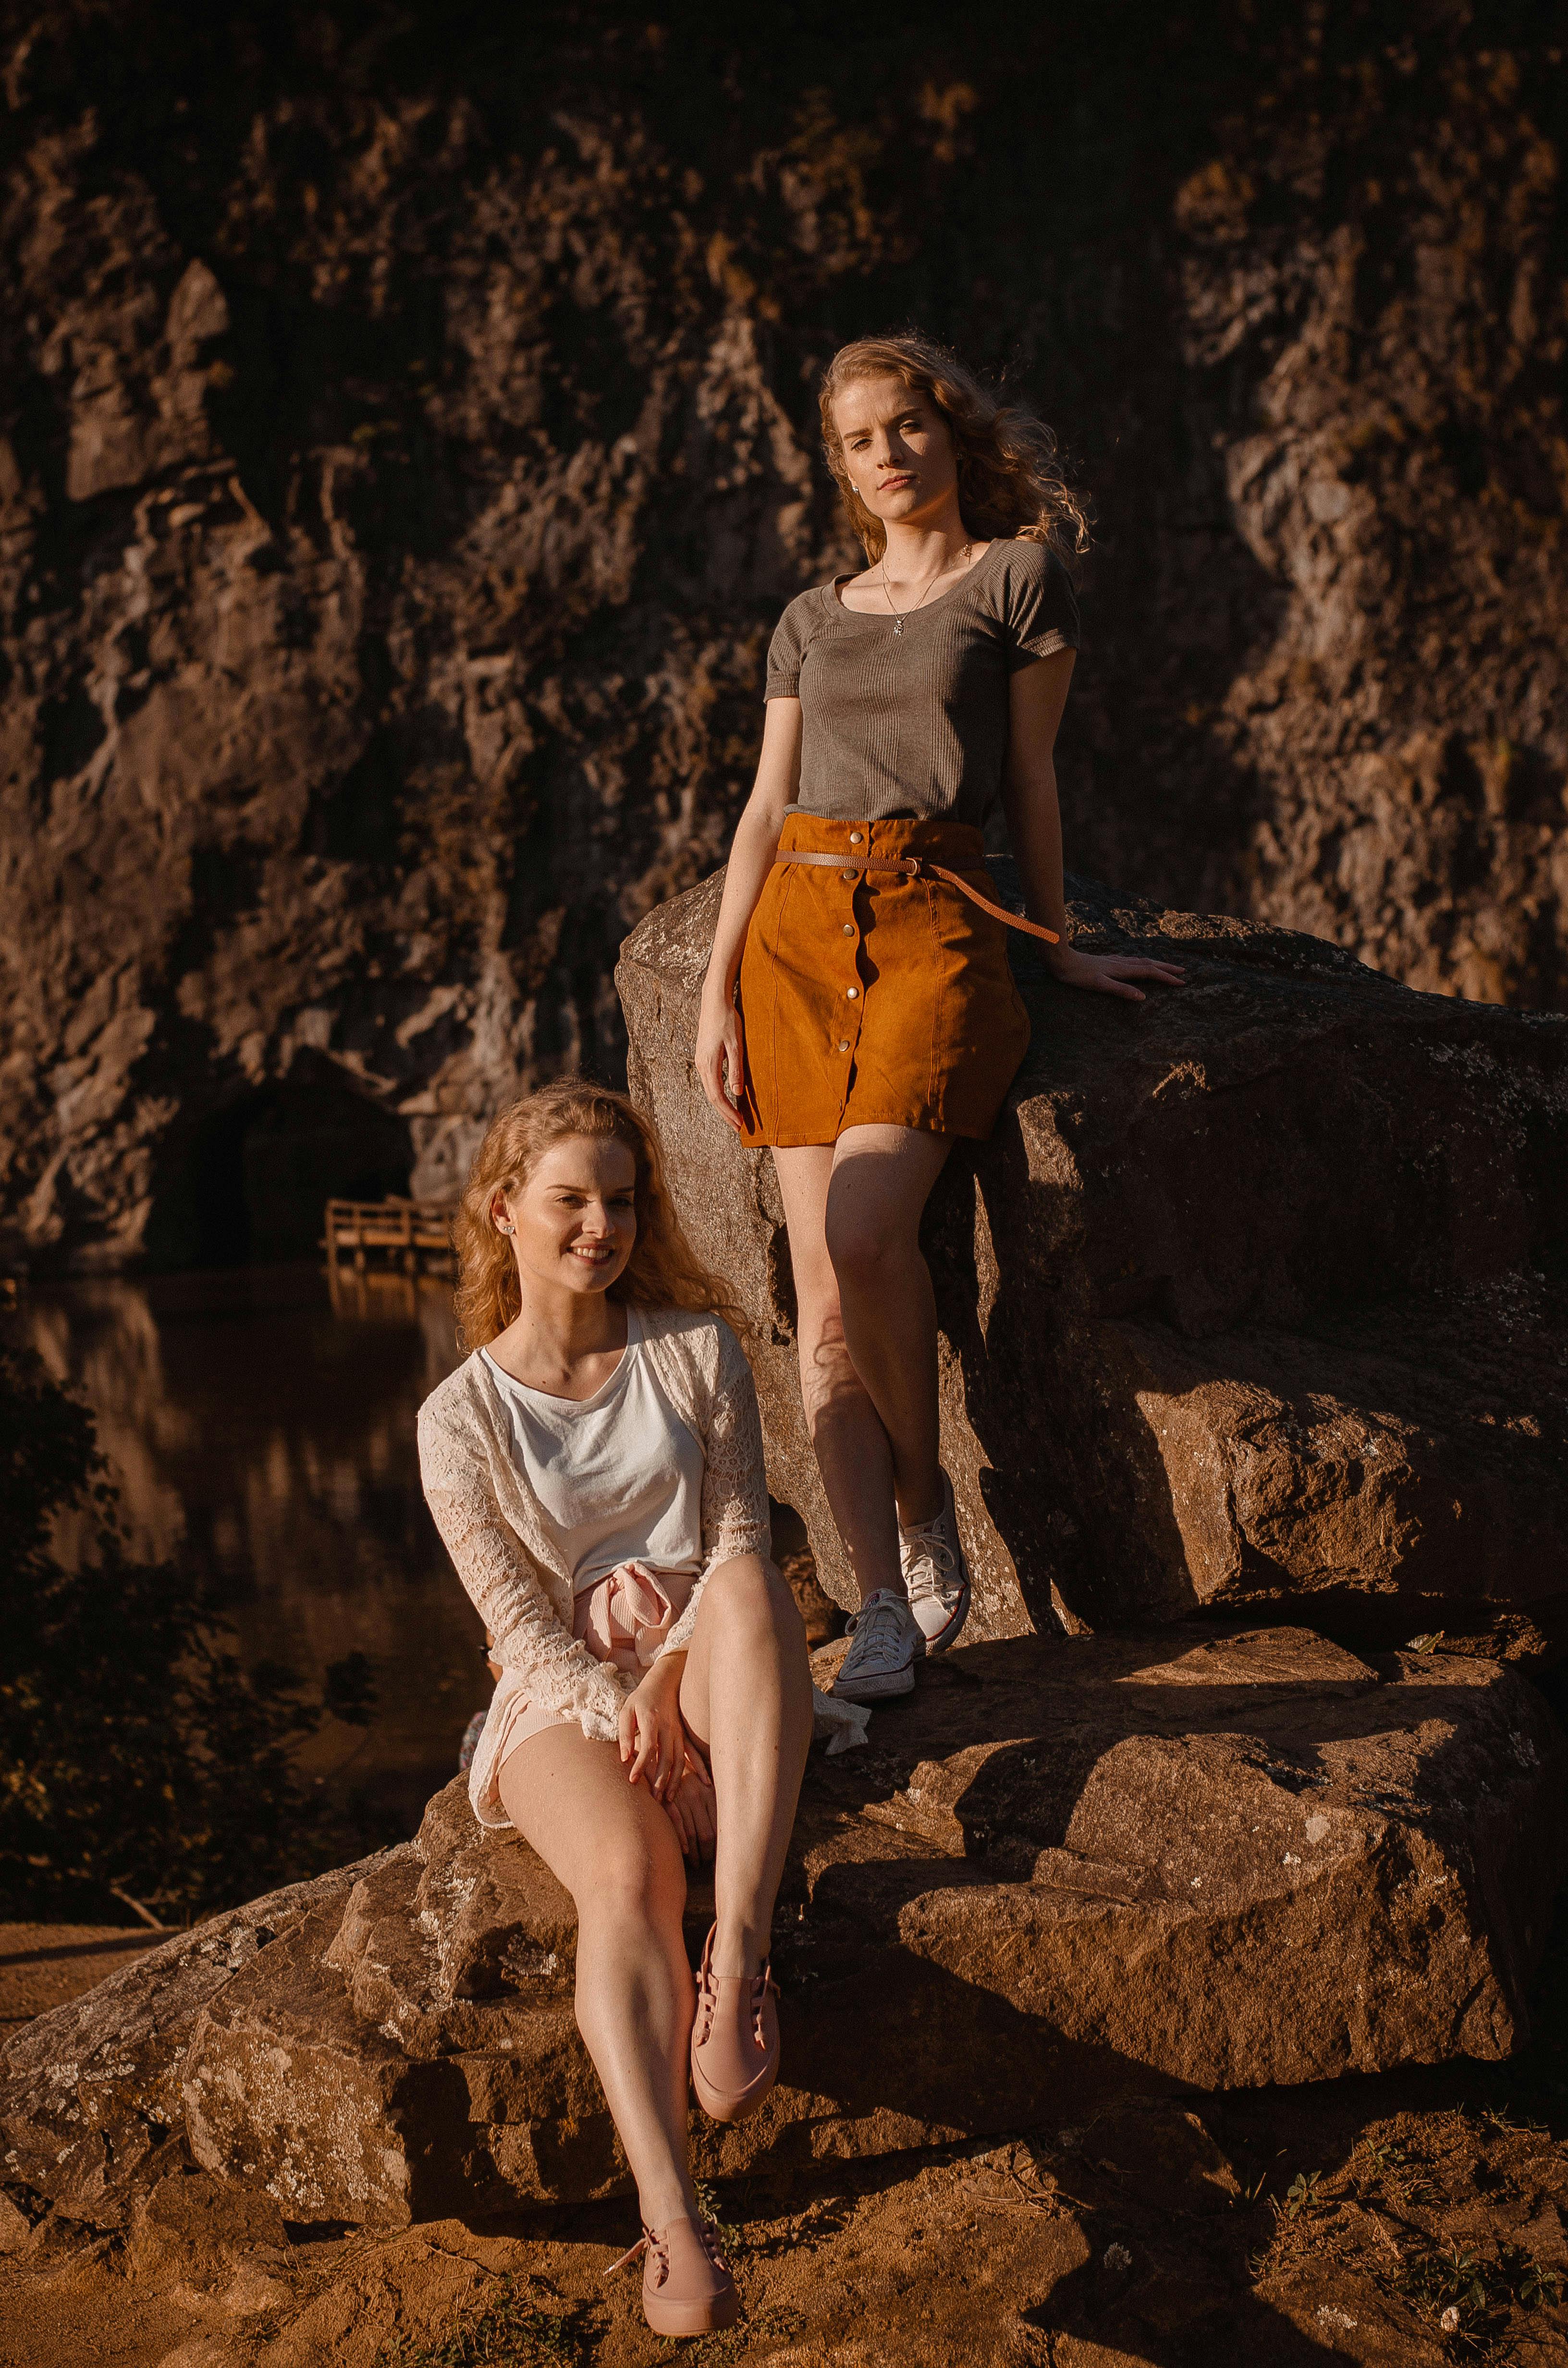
[23,1261,490,1844]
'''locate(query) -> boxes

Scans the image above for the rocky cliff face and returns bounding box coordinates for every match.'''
[1,3,1563,1268]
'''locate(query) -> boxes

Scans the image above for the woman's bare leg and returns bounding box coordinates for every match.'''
[497,1725,695,2228]
[773,1128,951,1604]
[678,1554,813,1980]
[773,1145,901,1601]
[826,1124,952,1524]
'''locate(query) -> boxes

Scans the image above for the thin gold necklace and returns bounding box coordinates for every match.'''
[881,541,972,636]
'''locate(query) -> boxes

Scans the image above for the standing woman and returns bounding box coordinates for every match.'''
[418,1081,813,2338]
[696,333,1182,1703]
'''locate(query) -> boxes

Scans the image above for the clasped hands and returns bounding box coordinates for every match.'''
[618,1650,716,1863]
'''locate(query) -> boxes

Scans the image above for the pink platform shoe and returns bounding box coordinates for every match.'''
[609,2213,740,2337]
[689,1924,780,2122]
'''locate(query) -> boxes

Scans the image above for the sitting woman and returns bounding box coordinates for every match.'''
[417,1079,813,2340]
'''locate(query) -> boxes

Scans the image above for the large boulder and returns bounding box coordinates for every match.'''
[617,869,1568,1655]
[0,1859,376,2231]
[4,1628,1562,2234]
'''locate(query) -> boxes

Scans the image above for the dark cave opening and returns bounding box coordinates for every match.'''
[154,1063,414,1269]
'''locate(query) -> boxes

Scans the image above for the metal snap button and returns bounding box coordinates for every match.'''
[842,922,854,935]
[848,830,863,844]
[838,1039,850,1051]
[845,986,859,999]
[839,868,857,882]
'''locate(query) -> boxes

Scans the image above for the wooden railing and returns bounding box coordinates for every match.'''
[322,1196,454,1274]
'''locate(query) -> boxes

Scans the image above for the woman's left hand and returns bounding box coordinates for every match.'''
[618,1659,688,1801]
[1045,946,1186,1002]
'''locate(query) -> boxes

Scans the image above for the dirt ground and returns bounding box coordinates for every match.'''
[4,1904,1568,2368]
[0,1926,164,2035]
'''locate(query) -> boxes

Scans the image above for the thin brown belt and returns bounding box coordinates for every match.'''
[772,848,1060,946]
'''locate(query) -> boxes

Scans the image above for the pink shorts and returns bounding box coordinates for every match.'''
[469,1561,697,1827]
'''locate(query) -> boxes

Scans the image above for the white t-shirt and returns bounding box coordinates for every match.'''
[479,1306,705,1593]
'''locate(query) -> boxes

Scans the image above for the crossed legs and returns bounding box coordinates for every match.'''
[496,1554,811,2227]
[773,1124,952,1604]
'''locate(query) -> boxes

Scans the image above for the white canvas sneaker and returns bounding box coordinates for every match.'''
[900,1471,972,1657]
[832,1587,921,1702]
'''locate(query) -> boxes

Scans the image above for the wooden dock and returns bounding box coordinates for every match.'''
[322,1196,454,1275]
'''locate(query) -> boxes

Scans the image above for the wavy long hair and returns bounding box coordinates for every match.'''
[452,1079,741,1350]
[818,331,1090,567]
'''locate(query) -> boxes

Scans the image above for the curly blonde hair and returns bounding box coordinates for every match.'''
[818,331,1090,566]
[452,1079,741,1350]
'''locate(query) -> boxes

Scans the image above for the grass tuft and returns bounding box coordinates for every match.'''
[376,2274,592,2368]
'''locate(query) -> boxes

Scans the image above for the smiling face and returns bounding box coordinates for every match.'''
[830,372,961,535]
[492,1133,638,1301]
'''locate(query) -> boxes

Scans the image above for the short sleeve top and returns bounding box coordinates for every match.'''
[764,537,1078,829]
[478,1308,705,1596]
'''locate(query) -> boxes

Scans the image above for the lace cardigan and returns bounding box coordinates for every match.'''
[417,1305,772,1745]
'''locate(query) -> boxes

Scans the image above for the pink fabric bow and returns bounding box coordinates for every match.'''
[576,1559,680,1674]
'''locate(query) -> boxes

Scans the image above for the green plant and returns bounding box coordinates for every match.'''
[1358,2137,1435,2207]
[1284,2170,1326,2220]
[1395,2237,1562,2348]
[663,2304,805,2365]
[1513,2249,1563,2311]
[1399,2242,1493,2343]
[376,2274,589,2367]
[693,2179,744,2258]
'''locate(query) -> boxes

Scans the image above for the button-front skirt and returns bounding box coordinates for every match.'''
[736,811,1031,1146]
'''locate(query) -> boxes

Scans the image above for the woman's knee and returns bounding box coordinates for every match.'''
[577,1821,686,1929]
[702,1555,806,1654]
[822,1193,908,1286]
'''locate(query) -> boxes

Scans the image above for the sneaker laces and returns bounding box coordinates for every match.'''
[694,1942,775,2046]
[901,1515,957,1601]
[606,2218,730,2286]
[705,1967,775,2048]
[696,2219,731,2275]
[842,1591,914,1675]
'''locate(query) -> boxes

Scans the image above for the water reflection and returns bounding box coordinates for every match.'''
[22,1262,488,1844]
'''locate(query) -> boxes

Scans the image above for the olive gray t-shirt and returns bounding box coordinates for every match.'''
[764,537,1078,828]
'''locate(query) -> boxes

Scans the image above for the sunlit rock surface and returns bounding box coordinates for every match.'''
[2,1630,1561,2232]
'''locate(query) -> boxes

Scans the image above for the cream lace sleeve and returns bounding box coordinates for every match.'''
[417,1399,628,1743]
[659,1320,773,1661]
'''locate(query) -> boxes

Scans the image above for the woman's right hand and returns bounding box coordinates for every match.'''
[663,1744,717,1862]
[695,985,747,1137]
[618,1659,688,1800]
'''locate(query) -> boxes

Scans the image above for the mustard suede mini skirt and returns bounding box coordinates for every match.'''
[736,812,1031,1147]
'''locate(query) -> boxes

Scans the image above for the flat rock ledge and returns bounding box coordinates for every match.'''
[3,1628,1562,2241]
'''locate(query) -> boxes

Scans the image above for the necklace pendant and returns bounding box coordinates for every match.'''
[892,617,904,636]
